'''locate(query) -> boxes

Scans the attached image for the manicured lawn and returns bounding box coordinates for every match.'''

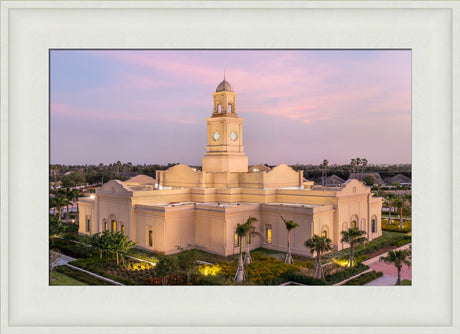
[50,271,87,286]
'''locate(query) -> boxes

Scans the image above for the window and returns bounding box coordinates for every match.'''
[217,104,222,112]
[371,219,376,233]
[321,230,327,238]
[112,220,117,232]
[351,220,357,228]
[104,221,108,231]
[266,227,272,244]
[121,225,125,234]
[234,233,239,247]
[148,230,153,247]
[246,234,251,245]
[228,104,233,113]
[86,218,90,232]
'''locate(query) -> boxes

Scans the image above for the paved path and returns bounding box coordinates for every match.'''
[364,275,397,286]
[51,251,77,266]
[363,243,412,286]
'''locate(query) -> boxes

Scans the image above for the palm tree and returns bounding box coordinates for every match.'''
[234,222,249,282]
[379,249,411,285]
[59,187,74,224]
[322,160,328,186]
[304,235,332,279]
[71,189,80,224]
[350,158,357,173]
[280,216,299,264]
[384,198,393,224]
[243,217,260,266]
[54,195,70,221]
[392,197,408,231]
[361,158,368,178]
[340,227,367,267]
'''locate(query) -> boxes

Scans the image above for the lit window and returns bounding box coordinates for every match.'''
[234,233,240,247]
[148,230,153,246]
[266,228,272,244]
[351,221,357,228]
[104,222,108,231]
[112,220,117,231]
[121,225,125,234]
[321,230,327,238]
[246,234,251,245]
[86,218,90,232]
[371,219,376,233]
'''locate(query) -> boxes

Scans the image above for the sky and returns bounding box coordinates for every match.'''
[50,50,411,166]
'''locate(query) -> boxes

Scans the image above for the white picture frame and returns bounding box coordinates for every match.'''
[1,1,459,333]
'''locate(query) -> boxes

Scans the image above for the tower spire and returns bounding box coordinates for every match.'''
[224,69,226,80]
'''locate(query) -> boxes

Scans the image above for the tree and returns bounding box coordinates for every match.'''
[86,231,111,260]
[363,175,376,187]
[107,231,137,265]
[322,160,328,186]
[392,197,408,231]
[340,227,367,267]
[49,215,64,244]
[156,255,179,285]
[58,187,78,224]
[379,249,411,285]
[176,245,199,284]
[234,222,250,282]
[243,217,260,266]
[280,216,299,264]
[304,235,332,279]
[54,195,70,220]
[61,172,86,188]
[49,249,61,283]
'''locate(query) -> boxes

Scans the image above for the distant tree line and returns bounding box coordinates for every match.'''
[50,159,410,187]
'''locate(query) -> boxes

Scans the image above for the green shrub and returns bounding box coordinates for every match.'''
[344,271,383,285]
[381,222,411,233]
[401,279,412,286]
[325,263,369,284]
[54,265,114,285]
[282,270,326,285]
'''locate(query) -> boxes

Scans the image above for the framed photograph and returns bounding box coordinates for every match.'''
[1,1,458,333]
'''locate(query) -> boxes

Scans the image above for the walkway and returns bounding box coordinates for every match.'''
[363,243,412,286]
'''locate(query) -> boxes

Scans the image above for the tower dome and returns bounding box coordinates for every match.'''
[216,79,234,92]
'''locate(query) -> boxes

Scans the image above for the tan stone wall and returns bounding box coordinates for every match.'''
[78,200,96,235]
[264,164,302,188]
[260,205,321,257]
[134,207,165,253]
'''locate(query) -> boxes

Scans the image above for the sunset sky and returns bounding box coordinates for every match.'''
[50,50,411,166]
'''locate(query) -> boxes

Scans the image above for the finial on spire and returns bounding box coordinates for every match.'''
[224,69,226,80]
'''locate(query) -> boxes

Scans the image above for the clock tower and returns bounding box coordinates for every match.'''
[202,77,248,173]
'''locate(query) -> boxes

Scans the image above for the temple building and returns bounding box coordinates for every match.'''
[78,78,382,256]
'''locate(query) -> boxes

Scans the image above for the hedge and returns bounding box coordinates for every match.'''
[54,265,115,285]
[344,271,383,285]
[325,263,369,284]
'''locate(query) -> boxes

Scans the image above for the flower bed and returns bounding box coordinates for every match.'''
[71,257,156,285]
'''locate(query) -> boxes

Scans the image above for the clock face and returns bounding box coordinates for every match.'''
[213,131,220,141]
[230,131,238,141]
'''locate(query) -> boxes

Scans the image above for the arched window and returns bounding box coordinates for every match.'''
[371,215,377,233]
[104,220,108,231]
[217,104,222,113]
[121,225,125,234]
[228,104,233,113]
[246,234,251,245]
[321,230,328,238]
[234,232,240,247]
[351,221,357,228]
[112,220,117,232]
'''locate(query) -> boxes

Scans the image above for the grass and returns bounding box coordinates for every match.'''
[127,248,160,263]
[55,265,115,285]
[50,270,87,286]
